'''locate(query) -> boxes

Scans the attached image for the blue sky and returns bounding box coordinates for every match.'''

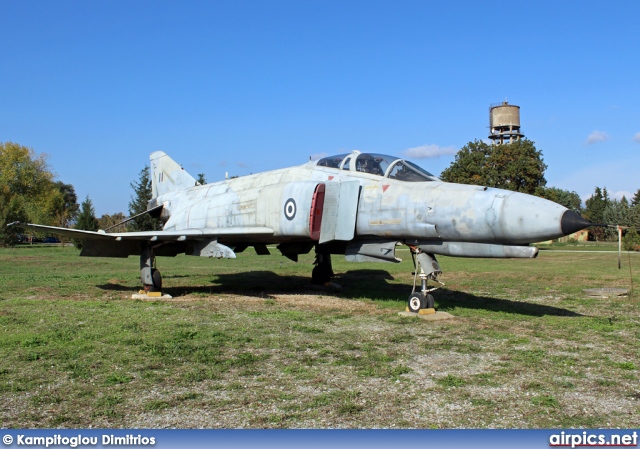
[2,0,639,216]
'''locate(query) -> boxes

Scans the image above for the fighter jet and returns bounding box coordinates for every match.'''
[10,150,591,312]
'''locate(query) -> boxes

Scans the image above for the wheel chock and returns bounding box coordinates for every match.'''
[136,290,163,297]
[404,307,436,315]
[132,291,173,299]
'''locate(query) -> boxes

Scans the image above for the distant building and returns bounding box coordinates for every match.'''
[538,229,589,245]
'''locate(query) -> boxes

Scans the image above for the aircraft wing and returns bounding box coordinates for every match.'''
[9,222,275,241]
[9,223,115,240]
[8,222,276,258]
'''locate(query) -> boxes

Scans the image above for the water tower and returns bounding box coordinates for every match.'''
[488,101,524,144]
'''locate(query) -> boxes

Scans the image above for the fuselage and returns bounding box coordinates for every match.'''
[153,151,578,248]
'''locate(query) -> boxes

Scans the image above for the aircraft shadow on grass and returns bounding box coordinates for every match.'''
[97,268,581,318]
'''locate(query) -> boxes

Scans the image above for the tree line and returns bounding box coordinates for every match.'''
[0,142,161,246]
[1,142,77,245]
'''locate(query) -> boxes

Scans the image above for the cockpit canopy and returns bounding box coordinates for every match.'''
[315,151,439,182]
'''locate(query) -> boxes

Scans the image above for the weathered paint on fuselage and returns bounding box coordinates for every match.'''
[153,157,568,247]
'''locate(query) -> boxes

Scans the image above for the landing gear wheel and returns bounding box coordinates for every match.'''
[408,292,426,313]
[312,251,333,285]
[150,269,162,292]
[312,264,332,285]
[425,293,435,309]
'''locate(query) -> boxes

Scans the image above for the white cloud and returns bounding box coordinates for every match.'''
[633,132,640,143]
[585,130,609,145]
[402,144,457,159]
[612,190,633,201]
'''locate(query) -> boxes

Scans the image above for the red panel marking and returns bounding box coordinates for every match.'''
[309,184,325,240]
[328,176,334,181]
[382,185,390,193]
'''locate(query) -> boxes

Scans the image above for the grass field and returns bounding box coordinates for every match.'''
[1,244,638,428]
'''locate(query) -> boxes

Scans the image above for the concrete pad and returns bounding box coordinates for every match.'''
[398,311,455,321]
[583,288,628,298]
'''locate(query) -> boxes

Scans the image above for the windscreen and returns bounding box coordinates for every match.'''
[316,152,437,182]
[316,154,348,168]
[387,160,437,182]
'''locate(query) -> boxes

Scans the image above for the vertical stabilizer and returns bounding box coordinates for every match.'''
[150,151,198,198]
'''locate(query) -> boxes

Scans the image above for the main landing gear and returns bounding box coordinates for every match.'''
[140,244,163,293]
[312,248,334,285]
[407,246,443,313]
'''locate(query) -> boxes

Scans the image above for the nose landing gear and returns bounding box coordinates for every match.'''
[407,247,443,313]
[408,291,435,313]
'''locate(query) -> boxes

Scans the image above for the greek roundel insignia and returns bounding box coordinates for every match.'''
[284,198,296,221]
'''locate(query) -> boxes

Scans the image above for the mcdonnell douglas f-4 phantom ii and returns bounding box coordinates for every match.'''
[11,150,591,312]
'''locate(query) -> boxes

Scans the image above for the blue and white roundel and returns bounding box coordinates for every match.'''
[284,198,296,221]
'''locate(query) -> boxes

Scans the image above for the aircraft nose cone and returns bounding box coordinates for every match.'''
[561,210,592,236]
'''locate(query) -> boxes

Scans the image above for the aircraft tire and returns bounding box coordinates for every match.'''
[311,265,332,285]
[150,269,163,292]
[425,293,435,309]
[408,292,426,313]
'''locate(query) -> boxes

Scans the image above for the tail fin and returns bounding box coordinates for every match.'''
[150,151,198,198]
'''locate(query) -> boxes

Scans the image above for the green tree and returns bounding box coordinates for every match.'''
[53,181,79,227]
[631,201,640,230]
[440,140,492,186]
[623,227,640,251]
[441,139,547,195]
[128,166,161,232]
[603,197,632,240]
[0,184,28,245]
[631,189,640,207]
[584,187,610,241]
[540,187,582,213]
[197,173,207,185]
[98,212,127,233]
[0,142,54,197]
[0,142,67,245]
[584,187,609,223]
[75,196,99,231]
[74,196,99,249]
